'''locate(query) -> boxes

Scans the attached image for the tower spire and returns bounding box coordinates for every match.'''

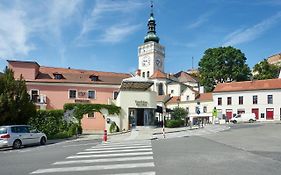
[144,0,159,43]
[150,0,153,14]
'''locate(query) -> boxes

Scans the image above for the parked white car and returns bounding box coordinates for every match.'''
[0,125,47,149]
[230,113,256,124]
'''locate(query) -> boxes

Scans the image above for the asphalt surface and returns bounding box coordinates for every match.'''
[153,122,281,175]
[1,122,281,175]
[0,139,100,175]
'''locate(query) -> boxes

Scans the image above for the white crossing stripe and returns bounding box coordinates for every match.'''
[67,151,153,159]
[94,143,151,148]
[96,172,155,175]
[53,156,154,165]
[86,145,151,151]
[77,148,152,154]
[30,162,155,174]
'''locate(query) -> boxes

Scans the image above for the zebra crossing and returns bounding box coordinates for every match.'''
[30,140,156,175]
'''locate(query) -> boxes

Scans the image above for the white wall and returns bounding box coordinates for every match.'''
[115,90,157,131]
[167,83,181,96]
[213,89,281,121]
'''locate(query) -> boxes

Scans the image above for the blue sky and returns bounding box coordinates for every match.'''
[0,0,281,74]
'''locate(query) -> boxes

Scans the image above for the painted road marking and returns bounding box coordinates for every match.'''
[85,145,151,151]
[30,162,155,174]
[53,156,154,165]
[67,151,153,159]
[77,148,152,154]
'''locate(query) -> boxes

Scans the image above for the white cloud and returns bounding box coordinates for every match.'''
[76,0,144,45]
[0,9,33,58]
[187,11,213,29]
[0,0,82,64]
[99,23,141,43]
[223,11,281,46]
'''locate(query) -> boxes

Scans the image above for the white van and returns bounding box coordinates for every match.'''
[230,113,256,124]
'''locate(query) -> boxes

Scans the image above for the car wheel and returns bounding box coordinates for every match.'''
[233,120,237,124]
[40,137,46,145]
[13,139,22,149]
[249,119,254,123]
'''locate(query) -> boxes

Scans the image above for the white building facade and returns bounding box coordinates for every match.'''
[213,79,281,121]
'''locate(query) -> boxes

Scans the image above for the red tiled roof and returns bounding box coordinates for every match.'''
[267,53,281,64]
[166,96,180,104]
[149,70,166,79]
[213,79,281,92]
[173,71,198,83]
[33,66,131,84]
[197,93,213,101]
[9,60,131,85]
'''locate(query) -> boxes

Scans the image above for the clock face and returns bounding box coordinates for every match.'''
[156,57,162,67]
[142,57,150,67]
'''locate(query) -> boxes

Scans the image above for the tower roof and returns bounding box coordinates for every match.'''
[144,1,159,43]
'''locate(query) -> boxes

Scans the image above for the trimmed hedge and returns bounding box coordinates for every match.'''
[166,119,184,128]
[28,110,78,139]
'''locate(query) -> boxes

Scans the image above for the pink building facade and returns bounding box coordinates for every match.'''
[8,60,130,132]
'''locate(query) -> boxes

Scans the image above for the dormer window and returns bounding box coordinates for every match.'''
[53,72,63,80]
[89,75,99,81]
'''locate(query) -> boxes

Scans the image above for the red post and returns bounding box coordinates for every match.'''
[103,129,107,142]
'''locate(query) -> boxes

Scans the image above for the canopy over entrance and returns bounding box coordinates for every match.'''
[120,76,154,91]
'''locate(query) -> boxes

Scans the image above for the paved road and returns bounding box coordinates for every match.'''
[1,123,281,175]
[153,122,281,175]
[0,139,100,175]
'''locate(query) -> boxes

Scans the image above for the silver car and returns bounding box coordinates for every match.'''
[0,125,47,149]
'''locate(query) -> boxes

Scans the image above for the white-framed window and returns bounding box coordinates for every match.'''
[88,90,96,99]
[69,89,77,99]
[170,90,174,94]
[186,95,189,101]
[113,91,119,100]
[267,95,273,104]
[30,89,39,103]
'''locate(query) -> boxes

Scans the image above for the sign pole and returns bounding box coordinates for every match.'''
[163,105,166,138]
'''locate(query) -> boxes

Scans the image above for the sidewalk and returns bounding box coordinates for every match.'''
[105,124,230,142]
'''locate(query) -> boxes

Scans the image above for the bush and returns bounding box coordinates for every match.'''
[166,119,184,128]
[109,122,119,133]
[28,110,80,139]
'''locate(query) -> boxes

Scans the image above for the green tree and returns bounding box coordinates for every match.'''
[199,46,251,92]
[0,68,36,125]
[171,107,188,120]
[253,59,280,80]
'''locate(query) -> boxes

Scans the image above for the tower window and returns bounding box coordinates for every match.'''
[158,83,164,95]
[147,71,150,78]
[142,72,145,78]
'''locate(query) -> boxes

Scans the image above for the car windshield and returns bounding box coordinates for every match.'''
[0,127,7,134]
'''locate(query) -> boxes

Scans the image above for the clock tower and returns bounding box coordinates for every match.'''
[138,3,165,78]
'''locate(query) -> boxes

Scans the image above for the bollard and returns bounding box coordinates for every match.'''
[103,129,107,142]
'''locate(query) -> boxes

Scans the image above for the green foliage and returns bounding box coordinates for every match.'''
[199,46,251,92]
[28,110,78,139]
[64,103,121,120]
[253,59,280,80]
[0,68,36,125]
[171,107,188,120]
[166,119,184,128]
[109,122,119,133]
